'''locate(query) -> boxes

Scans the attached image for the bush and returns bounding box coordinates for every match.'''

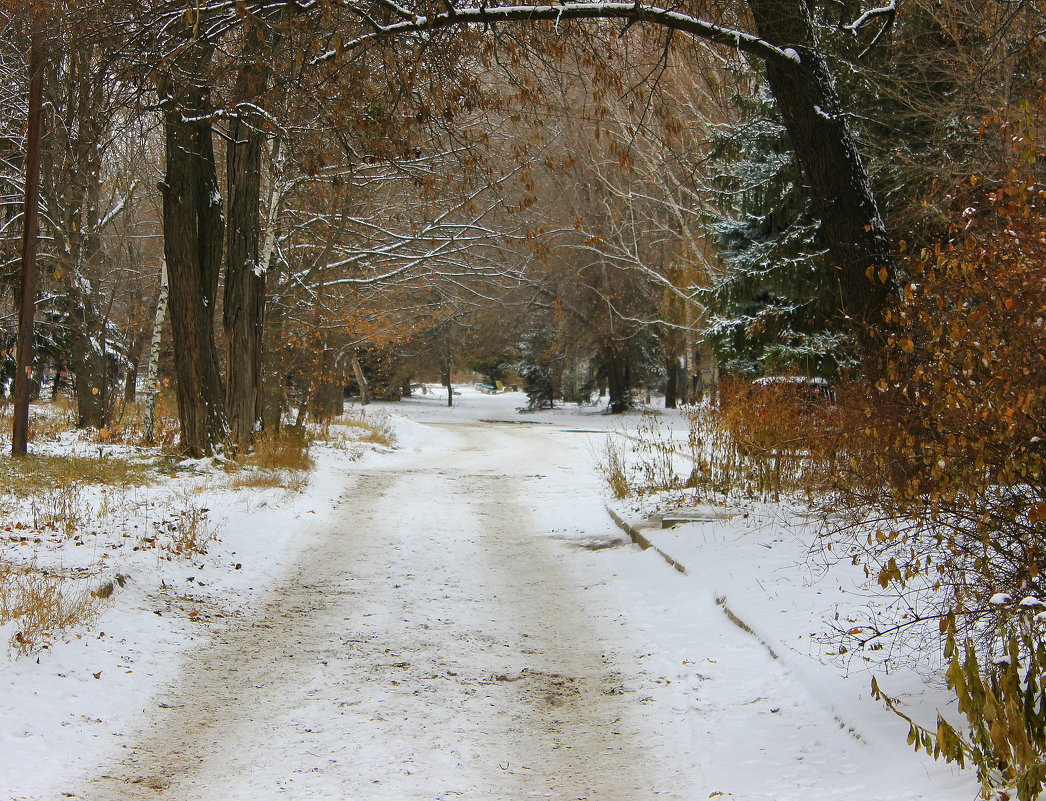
[672,378,841,502]
[605,158,1044,799]
[247,426,315,472]
[826,156,1044,798]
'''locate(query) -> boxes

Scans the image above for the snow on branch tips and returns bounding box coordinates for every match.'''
[842,1,896,58]
[322,2,804,68]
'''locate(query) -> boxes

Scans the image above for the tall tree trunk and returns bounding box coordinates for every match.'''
[442,326,454,407]
[604,343,631,414]
[67,169,115,429]
[745,0,893,329]
[664,354,679,409]
[441,361,454,407]
[159,50,228,457]
[51,360,66,401]
[224,23,270,452]
[11,13,45,457]
[351,351,370,406]
[68,293,114,428]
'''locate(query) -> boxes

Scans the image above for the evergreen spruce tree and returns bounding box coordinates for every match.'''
[516,324,562,410]
[705,77,853,378]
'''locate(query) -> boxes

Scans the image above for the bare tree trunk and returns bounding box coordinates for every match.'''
[159,48,228,457]
[51,360,66,401]
[351,352,370,406]
[11,14,45,457]
[442,361,453,408]
[68,293,114,428]
[442,326,455,407]
[123,339,143,404]
[664,355,679,409]
[258,149,286,432]
[142,258,169,444]
[258,138,282,279]
[604,342,631,414]
[224,23,270,452]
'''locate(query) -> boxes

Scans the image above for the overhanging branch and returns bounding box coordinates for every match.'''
[318,1,804,67]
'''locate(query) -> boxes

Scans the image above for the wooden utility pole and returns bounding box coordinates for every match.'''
[11,9,46,457]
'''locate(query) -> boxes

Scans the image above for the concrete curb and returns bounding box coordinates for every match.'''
[714,595,779,659]
[605,504,866,743]
[605,506,687,575]
[604,505,779,658]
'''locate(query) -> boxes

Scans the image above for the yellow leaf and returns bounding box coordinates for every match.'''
[1031,503,1046,524]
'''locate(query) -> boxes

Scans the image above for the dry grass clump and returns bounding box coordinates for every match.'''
[226,468,308,492]
[0,564,99,654]
[331,410,397,448]
[0,454,155,498]
[221,427,315,492]
[152,489,216,555]
[0,397,75,441]
[90,394,180,448]
[247,427,315,472]
[29,482,90,534]
[598,439,631,499]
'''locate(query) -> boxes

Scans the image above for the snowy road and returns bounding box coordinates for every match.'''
[42,393,971,801]
[77,420,684,800]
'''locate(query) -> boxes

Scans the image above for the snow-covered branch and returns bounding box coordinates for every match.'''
[323,1,804,68]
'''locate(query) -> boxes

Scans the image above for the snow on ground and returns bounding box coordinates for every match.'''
[0,387,976,800]
[0,415,391,798]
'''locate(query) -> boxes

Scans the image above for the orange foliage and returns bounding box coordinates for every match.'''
[824,108,1044,627]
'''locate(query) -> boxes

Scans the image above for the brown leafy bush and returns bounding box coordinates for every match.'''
[825,149,1044,797]
[597,386,841,504]
[829,161,1044,629]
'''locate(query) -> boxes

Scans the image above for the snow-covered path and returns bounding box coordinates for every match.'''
[28,391,972,801]
[77,421,675,800]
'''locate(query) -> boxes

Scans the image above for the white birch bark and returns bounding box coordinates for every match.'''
[257,138,283,279]
[143,258,169,444]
